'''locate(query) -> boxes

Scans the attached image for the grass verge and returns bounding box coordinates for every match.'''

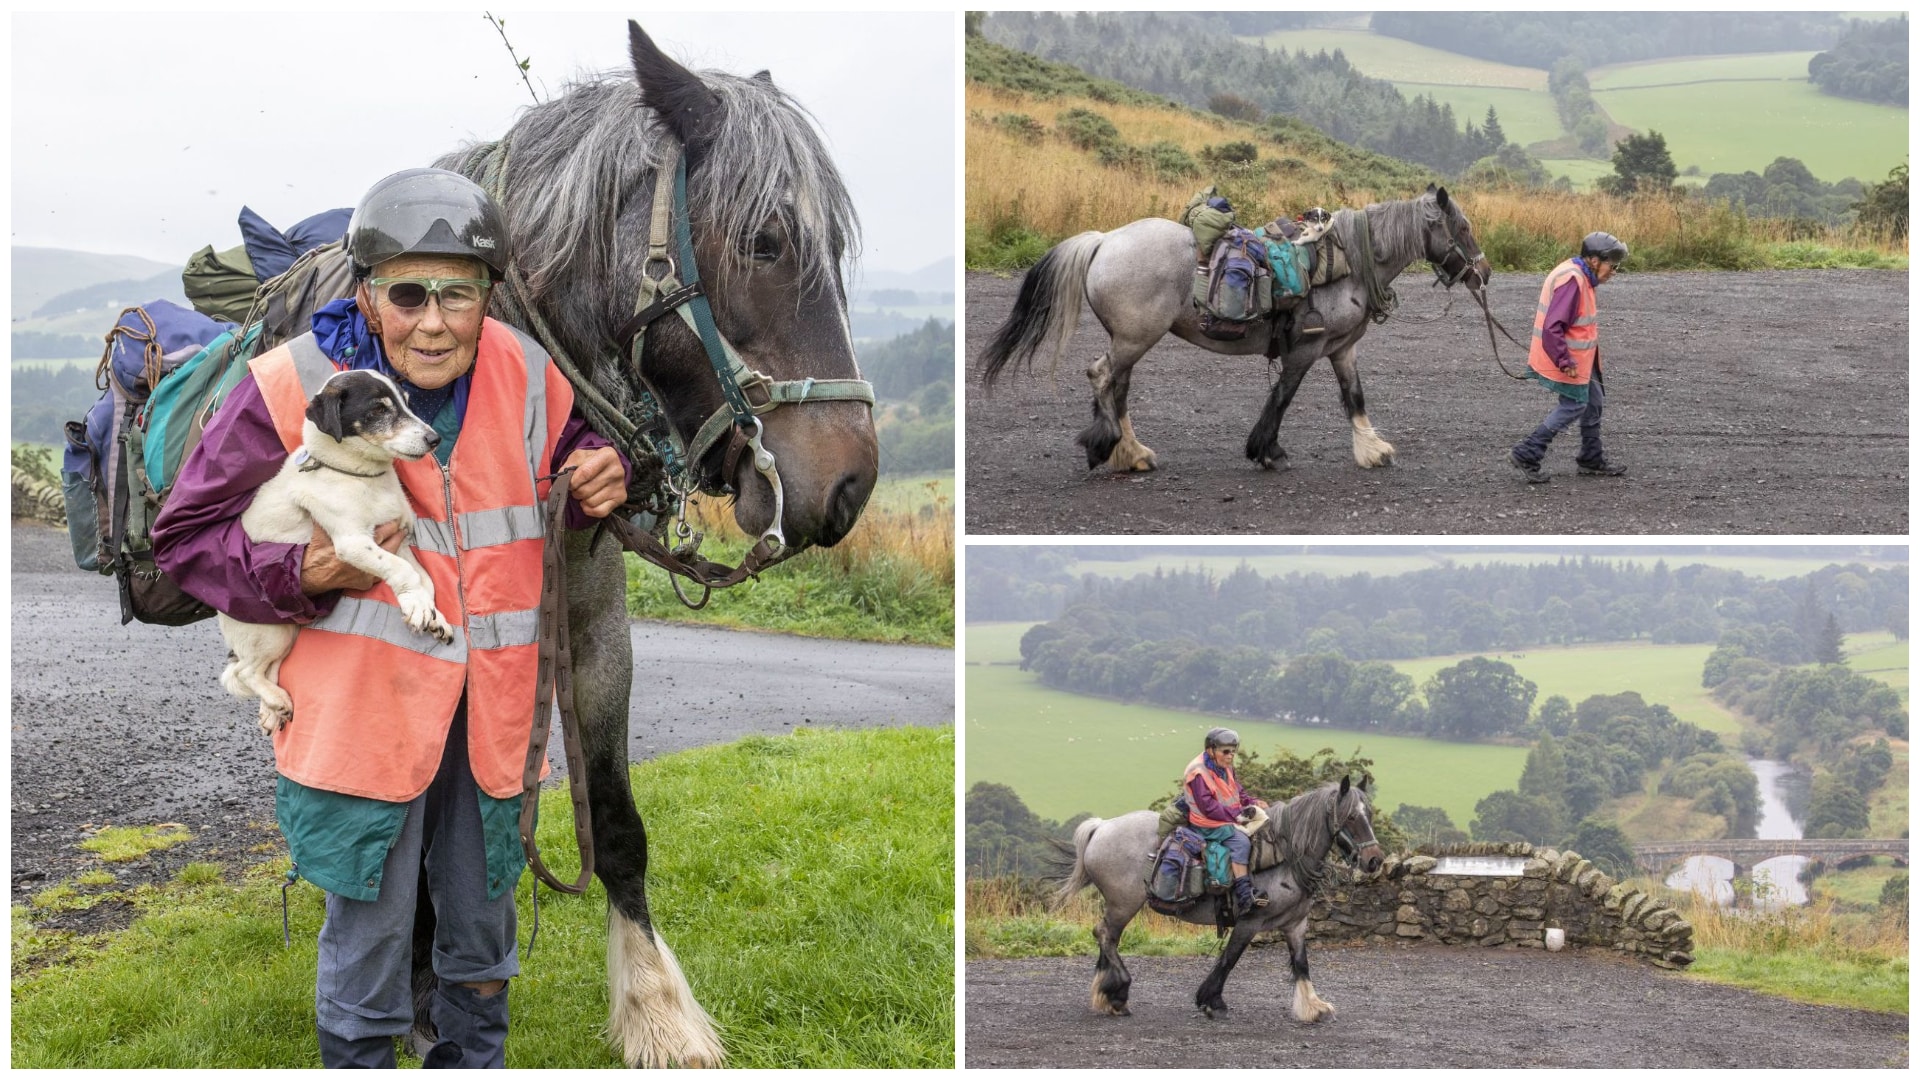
[1682,895,1907,1014]
[626,475,953,646]
[965,877,1215,960]
[12,725,955,1068]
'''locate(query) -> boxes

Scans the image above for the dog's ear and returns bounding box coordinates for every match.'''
[307,383,348,442]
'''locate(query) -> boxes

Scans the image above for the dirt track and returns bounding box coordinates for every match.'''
[9,523,952,918]
[965,269,1907,535]
[967,947,1908,1068]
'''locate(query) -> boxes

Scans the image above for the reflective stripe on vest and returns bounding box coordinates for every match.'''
[1526,258,1599,386]
[247,319,571,802]
[1184,753,1243,829]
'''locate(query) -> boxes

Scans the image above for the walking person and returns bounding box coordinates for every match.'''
[153,169,628,1067]
[1509,232,1631,482]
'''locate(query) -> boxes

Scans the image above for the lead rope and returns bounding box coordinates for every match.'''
[520,468,596,897]
[1470,284,1533,381]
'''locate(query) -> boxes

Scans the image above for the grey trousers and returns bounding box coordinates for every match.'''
[314,707,517,1066]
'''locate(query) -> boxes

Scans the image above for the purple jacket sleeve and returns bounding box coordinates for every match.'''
[1187,771,1247,824]
[151,376,329,625]
[552,413,631,531]
[1540,277,1582,372]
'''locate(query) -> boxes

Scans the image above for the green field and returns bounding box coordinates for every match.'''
[1590,57,1907,182]
[1389,640,1742,736]
[1845,631,1909,700]
[1242,28,1907,188]
[967,621,1037,665]
[966,661,1526,827]
[1253,28,1546,90]
[1061,551,1902,584]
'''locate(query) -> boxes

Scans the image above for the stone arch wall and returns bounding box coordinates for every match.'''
[1303,841,1695,968]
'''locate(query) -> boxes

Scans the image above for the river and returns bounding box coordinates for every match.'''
[1664,759,1811,908]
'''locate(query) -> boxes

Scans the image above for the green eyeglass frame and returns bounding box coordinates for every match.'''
[369,276,494,312]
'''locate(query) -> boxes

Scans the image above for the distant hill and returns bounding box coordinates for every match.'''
[854,257,954,296]
[12,247,177,322]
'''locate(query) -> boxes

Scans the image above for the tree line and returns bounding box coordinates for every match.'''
[1808,16,1908,106]
[861,317,954,475]
[1371,11,1850,69]
[1012,557,1905,663]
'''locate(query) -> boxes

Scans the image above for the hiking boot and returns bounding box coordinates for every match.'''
[1577,458,1628,477]
[1230,876,1269,917]
[1508,452,1549,484]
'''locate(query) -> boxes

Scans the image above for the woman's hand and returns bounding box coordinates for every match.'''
[301,520,408,595]
[563,446,626,518]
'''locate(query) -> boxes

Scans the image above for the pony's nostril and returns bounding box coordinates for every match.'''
[814,470,872,547]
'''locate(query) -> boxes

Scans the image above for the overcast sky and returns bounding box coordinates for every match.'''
[10,10,954,279]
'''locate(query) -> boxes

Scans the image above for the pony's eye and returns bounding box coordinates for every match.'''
[749,231,783,263]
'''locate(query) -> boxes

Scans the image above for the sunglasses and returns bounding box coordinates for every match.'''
[1217,747,1237,756]
[369,276,493,313]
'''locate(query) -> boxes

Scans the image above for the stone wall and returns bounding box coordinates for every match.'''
[1304,841,1695,968]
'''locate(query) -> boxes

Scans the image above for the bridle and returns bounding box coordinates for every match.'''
[614,134,874,560]
[478,131,874,605]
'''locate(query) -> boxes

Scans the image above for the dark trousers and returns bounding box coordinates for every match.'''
[1513,373,1605,467]
[314,706,517,1068]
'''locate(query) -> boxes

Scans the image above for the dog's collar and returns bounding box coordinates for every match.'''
[294,447,387,479]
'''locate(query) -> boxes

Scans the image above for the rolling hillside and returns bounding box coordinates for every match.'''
[1239,19,1907,188]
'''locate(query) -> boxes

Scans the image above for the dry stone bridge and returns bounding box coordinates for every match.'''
[1633,838,1908,878]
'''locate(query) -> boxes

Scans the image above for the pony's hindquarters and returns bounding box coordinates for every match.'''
[1051,815,1104,911]
[607,907,724,1068]
[980,231,1104,387]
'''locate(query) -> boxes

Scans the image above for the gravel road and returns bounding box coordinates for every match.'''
[967,946,1907,1068]
[966,268,1907,535]
[9,522,952,907]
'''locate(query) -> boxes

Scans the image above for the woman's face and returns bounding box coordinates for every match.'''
[1209,745,1237,769]
[358,254,489,389]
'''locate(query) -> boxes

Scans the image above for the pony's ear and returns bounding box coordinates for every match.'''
[629,20,723,149]
[307,382,348,443]
[1339,775,1352,798]
[753,69,775,86]
[1435,185,1452,210]
[1425,181,1437,194]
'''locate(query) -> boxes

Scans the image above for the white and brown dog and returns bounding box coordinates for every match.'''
[218,369,455,733]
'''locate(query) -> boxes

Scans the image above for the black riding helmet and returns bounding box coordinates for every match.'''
[347,168,510,281]
[1580,231,1629,265]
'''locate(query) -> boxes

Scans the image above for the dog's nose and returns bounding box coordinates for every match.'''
[424,428,441,449]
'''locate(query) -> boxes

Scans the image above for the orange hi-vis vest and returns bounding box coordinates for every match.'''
[1527,257,1599,387]
[250,320,573,803]
[1184,753,1244,828]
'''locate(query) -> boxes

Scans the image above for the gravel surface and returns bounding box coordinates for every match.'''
[9,522,953,919]
[967,947,1908,1068]
[965,268,1908,535]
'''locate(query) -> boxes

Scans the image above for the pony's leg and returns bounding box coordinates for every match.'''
[1090,896,1145,1016]
[566,532,724,1068]
[1244,351,1317,469]
[1104,362,1156,472]
[1285,919,1335,1022]
[1328,343,1395,468]
[1194,921,1259,1017]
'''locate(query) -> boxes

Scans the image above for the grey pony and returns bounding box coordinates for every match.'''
[980,186,1492,472]
[1053,778,1385,1020]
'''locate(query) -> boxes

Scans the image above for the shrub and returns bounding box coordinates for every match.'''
[1056,107,1119,151]
[1201,140,1259,167]
[1144,141,1199,181]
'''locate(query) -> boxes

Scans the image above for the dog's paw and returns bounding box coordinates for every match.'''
[401,595,455,644]
[258,698,292,734]
[426,612,456,646]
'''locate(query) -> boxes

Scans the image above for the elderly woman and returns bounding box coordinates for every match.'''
[153,168,626,1068]
[1182,727,1270,916]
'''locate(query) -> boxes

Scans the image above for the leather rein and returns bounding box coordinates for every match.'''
[1430,231,1531,383]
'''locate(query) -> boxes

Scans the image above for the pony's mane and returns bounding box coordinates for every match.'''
[439,66,859,304]
[1340,190,1444,264]
[1264,780,1367,890]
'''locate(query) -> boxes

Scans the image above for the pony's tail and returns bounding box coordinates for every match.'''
[980,231,1103,391]
[1048,816,1104,913]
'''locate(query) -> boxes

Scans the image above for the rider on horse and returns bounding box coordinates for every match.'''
[1183,727,1271,916]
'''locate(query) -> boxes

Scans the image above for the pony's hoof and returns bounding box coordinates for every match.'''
[1256,452,1288,471]
[1112,1004,1131,1017]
